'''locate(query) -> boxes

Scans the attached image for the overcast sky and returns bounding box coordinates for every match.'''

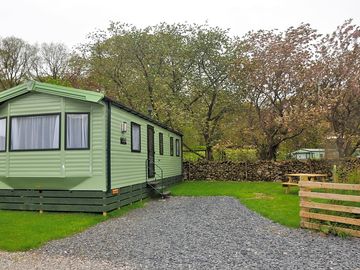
[1,0,359,48]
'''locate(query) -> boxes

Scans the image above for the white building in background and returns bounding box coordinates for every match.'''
[291,148,325,160]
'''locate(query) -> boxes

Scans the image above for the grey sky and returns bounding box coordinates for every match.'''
[0,0,359,48]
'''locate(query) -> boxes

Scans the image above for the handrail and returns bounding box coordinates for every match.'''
[154,162,163,180]
[145,159,165,196]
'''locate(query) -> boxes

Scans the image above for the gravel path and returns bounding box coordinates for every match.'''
[1,197,360,270]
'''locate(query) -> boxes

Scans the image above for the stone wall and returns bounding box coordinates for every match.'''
[183,159,360,182]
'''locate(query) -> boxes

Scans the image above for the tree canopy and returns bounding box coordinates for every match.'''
[1,20,359,160]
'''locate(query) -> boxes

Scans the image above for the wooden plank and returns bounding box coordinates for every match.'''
[119,198,132,207]
[41,204,104,212]
[120,186,132,193]
[103,202,120,212]
[132,189,144,197]
[42,197,105,205]
[300,201,360,214]
[299,181,360,191]
[299,191,360,202]
[0,190,41,196]
[0,197,29,203]
[0,196,108,205]
[0,190,106,198]
[282,183,298,186]
[300,210,360,226]
[0,203,37,211]
[301,221,360,238]
[104,196,120,204]
[42,191,105,198]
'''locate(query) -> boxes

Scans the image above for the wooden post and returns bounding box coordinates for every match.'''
[299,179,310,228]
[39,194,43,214]
[286,176,293,194]
[102,211,107,217]
[333,165,338,182]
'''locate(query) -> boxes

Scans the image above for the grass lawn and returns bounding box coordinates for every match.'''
[0,200,145,252]
[170,181,300,228]
[0,182,299,252]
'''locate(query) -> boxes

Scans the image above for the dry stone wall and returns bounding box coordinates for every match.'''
[183,159,360,182]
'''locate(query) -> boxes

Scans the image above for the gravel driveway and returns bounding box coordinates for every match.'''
[1,197,360,270]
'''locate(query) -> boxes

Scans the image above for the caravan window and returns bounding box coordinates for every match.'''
[131,122,141,152]
[0,118,6,151]
[159,132,164,155]
[175,138,180,156]
[10,114,60,151]
[170,137,174,156]
[66,113,89,149]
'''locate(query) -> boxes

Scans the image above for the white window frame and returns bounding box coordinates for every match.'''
[10,113,61,151]
[65,113,90,150]
[0,117,7,152]
[131,122,141,152]
[175,138,180,157]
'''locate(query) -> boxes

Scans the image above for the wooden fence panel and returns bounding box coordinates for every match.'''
[299,181,360,237]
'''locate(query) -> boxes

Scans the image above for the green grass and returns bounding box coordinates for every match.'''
[0,182,301,251]
[0,200,145,252]
[170,181,300,228]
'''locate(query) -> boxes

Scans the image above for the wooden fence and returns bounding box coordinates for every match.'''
[299,181,360,237]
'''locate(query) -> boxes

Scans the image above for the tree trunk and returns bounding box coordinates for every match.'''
[258,143,278,160]
[336,137,346,158]
[205,145,213,161]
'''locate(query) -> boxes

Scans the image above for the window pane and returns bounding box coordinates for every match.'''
[159,133,163,155]
[66,114,89,149]
[176,139,180,156]
[0,118,6,151]
[170,137,174,156]
[11,115,60,150]
[131,123,141,151]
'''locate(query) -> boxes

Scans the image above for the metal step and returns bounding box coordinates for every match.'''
[147,180,161,186]
[161,190,171,197]
[153,185,166,190]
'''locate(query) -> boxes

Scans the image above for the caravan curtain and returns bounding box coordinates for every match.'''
[0,118,6,151]
[11,114,60,150]
[66,114,89,149]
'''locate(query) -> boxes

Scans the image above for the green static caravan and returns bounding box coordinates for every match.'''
[0,81,183,213]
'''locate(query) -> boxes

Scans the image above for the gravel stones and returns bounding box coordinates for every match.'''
[1,197,360,269]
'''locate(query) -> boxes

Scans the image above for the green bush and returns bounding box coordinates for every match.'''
[334,166,360,184]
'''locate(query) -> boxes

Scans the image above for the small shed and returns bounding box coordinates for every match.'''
[0,81,183,213]
[291,148,325,160]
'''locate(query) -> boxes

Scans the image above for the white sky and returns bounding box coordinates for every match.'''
[0,0,359,49]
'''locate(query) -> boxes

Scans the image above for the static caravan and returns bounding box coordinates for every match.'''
[291,148,325,160]
[0,81,183,214]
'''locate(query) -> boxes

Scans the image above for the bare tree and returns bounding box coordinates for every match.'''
[34,42,70,80]
[0,36,37,90]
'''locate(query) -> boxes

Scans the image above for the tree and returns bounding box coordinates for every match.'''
[33,42,70,81]
[315,20,360,157]
[82,22,237,160]
[0,36,37,90]
[232,24,318,160]
[83,23,185,117]
[183,25,237,160]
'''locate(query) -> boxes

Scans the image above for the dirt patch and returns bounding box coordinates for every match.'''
[251,193,274,200]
